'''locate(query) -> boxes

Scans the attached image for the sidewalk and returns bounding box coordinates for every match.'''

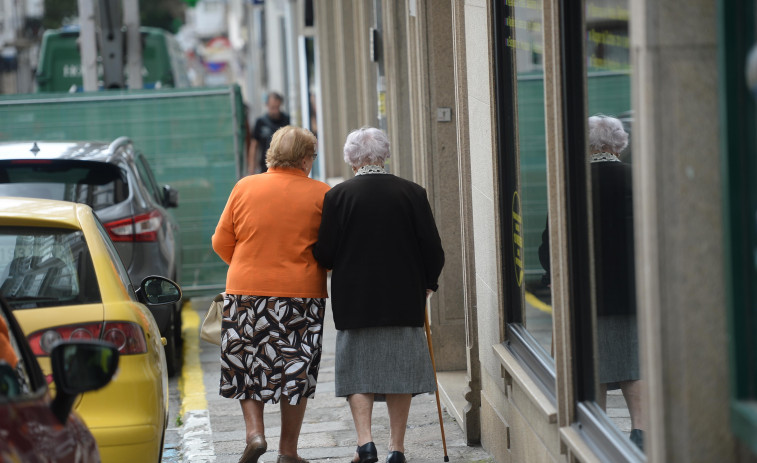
[178,296,495,463]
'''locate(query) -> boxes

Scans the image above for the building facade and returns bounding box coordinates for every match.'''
[312,0,757,462]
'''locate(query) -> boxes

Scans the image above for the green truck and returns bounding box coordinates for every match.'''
[35,26,191,93]
[0,86,247,296]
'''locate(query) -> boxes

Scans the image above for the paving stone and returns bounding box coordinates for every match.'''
[172,297,494,463]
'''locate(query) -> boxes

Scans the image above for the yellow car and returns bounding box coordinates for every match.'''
[0,197,181,462]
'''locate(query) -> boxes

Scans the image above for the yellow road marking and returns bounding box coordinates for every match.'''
[525,291,552,314]
[179,300,207,416]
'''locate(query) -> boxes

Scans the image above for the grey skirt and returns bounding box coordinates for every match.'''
[335,326,436,398]
[597,314,640,386]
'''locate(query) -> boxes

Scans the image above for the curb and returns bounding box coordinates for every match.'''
[178,301,216,462]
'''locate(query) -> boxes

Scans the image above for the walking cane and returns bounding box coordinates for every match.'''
[424,303,450,462]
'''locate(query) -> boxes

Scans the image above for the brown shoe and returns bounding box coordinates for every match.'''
[276,454,309,463]
[239,435,267,463]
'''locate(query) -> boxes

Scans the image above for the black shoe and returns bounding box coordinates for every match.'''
[386,451,406,463]
[630,429,644,452]
[353,442,378,463]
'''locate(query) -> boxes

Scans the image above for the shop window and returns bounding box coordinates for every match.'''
[561,0,644,460]
[493,0,556,401]
[720,0,757,455]
[494,1,645,456]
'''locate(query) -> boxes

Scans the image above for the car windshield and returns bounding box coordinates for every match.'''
[0,160,128,211]
[0,227,101,309]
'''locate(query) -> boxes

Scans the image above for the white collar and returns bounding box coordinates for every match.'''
[590,152,621,163]
[355,165,388,176]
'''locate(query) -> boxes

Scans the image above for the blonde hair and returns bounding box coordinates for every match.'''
[266,126,317,169]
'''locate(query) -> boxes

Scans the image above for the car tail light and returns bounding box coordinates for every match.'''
[104,210,162,242]
[28,322,148,356]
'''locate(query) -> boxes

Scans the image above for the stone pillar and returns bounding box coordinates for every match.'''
[352,2,379,129]
[332,0,359,180]
[314,1,348,180]
[450,0,482,444]
[631,0,740,460]
[313,0,336,179]
[405,0,467,372]
[381,0,414,180]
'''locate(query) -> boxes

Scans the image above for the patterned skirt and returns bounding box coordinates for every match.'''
[219,294,325,404]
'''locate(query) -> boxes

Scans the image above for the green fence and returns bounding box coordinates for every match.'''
[0,86,246,296]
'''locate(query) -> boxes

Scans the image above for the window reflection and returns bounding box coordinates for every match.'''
[585,0,644,453]
[0,310,33,400]
[505,0,553,356]
[0,228,101,309]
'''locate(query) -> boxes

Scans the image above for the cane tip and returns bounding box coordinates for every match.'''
[444,457,449,462]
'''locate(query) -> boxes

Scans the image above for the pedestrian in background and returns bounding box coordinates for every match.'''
[313,127,445,463]
[212,126,330,463]
[248,92,290,175]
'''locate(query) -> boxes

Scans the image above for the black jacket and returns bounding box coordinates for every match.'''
[536,160,636,317]
[591,160,636,317]
[313,174,445,330]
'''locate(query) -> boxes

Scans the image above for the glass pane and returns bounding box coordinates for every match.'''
[0,227,101,309]
[507,0,553,355]
[585,0,642,452]
[135,155,163,203]
[0,160,129,211]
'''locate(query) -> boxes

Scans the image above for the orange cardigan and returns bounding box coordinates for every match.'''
[212,167,331,298]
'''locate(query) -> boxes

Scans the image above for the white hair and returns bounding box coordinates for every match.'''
[588,115,628,154]
[343,127,391,167]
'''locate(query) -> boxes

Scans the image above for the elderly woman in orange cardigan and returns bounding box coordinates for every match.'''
[212,126,329,463]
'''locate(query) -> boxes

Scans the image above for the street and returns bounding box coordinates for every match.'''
[162,296,495,463]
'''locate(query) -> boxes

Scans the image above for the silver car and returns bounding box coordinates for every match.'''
[0,138,184,376]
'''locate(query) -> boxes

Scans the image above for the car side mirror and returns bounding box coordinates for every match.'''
[163,185,179,208]
[136,276,182,306]
[50,341,119,424]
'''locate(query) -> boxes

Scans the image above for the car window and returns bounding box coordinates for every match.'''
[93,220,137,301]
[0,160,129,211]
[134,155,163,205]
[0,227,101,309]
[0,308,35,401]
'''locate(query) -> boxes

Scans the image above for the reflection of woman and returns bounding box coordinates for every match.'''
[0,314,18,369]
[212,126,330,463]
[313,127,445,463]
[589,115,644,451]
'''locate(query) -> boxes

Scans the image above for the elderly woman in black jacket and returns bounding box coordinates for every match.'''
[313,127,445,463]
[589,114,644,451]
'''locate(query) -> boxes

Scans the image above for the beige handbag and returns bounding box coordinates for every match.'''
[200,293,224,345]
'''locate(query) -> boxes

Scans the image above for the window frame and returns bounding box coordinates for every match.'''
[134,153,165,205]
[492,0,557,401]
[94,218,137,298]
[558,0,644,460]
